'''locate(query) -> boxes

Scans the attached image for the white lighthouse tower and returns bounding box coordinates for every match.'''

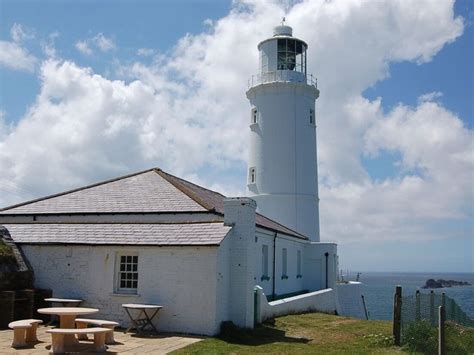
[246,24,321,242]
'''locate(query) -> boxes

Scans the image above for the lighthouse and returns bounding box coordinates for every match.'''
[246,24,321,242]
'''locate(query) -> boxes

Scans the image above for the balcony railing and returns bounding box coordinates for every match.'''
[248,71,317,88]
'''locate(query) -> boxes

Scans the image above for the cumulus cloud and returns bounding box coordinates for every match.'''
[10,23,35,43]
[0,0,470,250]
[0,24,37,72]
[75,40,92,55]
[75,33,116,55]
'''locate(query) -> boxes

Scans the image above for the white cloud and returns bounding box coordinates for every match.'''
[137,48,154,57]
[418,91,443,103]
[75,33,115,55]
[93,33,115,52]
[75,40,93,55]
[0,0,470,250]
[0,41,37,72]
[10,23,35,43]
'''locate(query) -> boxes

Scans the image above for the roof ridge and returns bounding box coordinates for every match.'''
[154,169,219,211]
[0,167,158,212]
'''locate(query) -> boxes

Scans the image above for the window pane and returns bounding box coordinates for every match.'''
[287,39,295,52]
[296,41,302,54]
[132,264,137,271]
[120,280,126,288]
[126,264,132,271]
[120,264,125,271]
[133,273,138,280]
[277,39,286,52]
[133,256,138,263]
[121,256,126,263]
[126,256,132,263]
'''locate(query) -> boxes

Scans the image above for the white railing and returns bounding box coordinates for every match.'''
[248,71,317,88]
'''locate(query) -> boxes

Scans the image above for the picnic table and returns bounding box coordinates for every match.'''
[44,298,83,307]
[37,307,98,346]
[122,303,163,334]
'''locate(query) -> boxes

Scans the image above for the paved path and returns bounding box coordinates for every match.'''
[0,325,202,354]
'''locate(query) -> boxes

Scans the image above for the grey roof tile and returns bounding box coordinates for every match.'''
[4,223,231,246]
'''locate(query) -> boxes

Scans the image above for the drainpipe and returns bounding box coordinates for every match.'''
[325,252,329,289]
[272,232,277,301]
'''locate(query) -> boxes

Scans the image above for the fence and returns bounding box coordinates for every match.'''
[392,286,474,353]
[400,290,474,335]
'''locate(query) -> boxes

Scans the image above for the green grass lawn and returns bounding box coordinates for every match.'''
[173,313,402,354]
[172,312,474,354]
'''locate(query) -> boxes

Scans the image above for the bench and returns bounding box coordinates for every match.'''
[47,328,112,353]
[8,319,43,348]
[75,318,119,344]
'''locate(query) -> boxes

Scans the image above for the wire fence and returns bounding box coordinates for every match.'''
[401,290,474,339]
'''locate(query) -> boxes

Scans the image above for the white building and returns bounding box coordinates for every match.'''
[0,25,365,336]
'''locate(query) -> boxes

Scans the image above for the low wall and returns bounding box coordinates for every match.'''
[255,286,337,323]
[336,281,366,319]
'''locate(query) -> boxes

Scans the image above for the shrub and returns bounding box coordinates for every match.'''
[402,321,437,354]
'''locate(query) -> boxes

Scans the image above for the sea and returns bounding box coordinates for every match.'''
[348,272,474,320]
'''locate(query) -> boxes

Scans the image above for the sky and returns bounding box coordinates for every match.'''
[0,0,472,273]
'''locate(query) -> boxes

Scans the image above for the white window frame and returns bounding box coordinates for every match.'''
[251,108,258,125]
[115,253,139,294]
[249,167,256,184]
[281,248,288,279]
[261,244,269,281]
[297,250,302,278]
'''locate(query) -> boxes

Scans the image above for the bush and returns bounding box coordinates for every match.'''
[402,321,437,354]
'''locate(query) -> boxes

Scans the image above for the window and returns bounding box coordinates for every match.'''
[297,250,302,278]
[281,248,288,279]
[251,108,258,124]
[309,108,314,124]
[261,245,270,281]
[277,39,306,73]
[117,254,138,293]
[249,167,256,184]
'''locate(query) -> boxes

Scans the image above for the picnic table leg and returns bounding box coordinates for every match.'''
[11,328,27,348]
[25,323,39,342]
[51,333,65,354]
[143,309,159,333]
[76,321,89,340]
[59,315,79,346]
[93,332,107,352]
[124,307,140,333]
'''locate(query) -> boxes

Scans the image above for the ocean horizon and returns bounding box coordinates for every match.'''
[344,271,474,320]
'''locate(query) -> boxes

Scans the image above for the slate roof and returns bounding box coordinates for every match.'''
[0,168,307,240]
[4,223,231,246]
[0,170,205,214]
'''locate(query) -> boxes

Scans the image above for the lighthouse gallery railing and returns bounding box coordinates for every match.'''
[248,71,318,88]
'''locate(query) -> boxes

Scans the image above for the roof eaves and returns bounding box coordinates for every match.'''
[0,167,158,212]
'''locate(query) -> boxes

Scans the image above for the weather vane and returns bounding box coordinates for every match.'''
[281,17,286,26]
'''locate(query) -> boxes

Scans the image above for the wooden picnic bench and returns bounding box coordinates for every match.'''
[47,327,112,353]
[75,318,119,344]
[8,319,43,348]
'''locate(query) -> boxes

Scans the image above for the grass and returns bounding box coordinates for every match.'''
[173,312,474,354]
[172,312,403,354]
[0,239,16,264]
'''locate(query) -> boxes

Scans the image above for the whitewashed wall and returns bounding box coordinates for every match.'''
[21,244,222,335]
[254,229,307,298]
[336,281,367,319]
[254,286,336,323]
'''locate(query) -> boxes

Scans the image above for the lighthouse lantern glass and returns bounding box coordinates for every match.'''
[277,38,306,73]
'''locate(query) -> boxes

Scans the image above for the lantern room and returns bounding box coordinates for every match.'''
[258,25,307,77]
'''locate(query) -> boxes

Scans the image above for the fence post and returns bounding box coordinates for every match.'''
[393,285,402,346]
[450,298,456,320]
[430,290,435,326]
[439,305,445,355]
[415,290,421,321]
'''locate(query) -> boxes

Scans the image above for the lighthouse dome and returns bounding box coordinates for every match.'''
[273,25,292,37]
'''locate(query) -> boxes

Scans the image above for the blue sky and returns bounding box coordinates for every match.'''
[0,0,472,273]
